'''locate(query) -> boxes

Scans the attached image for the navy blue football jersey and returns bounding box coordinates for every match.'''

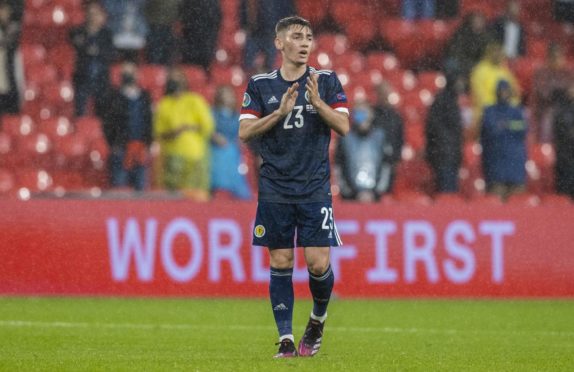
[239,66,349,203]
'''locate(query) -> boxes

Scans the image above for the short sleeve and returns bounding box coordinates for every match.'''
[239,78,263,121]
[324,72,349,115]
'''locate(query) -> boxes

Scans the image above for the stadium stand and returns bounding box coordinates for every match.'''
[1,0,572,204]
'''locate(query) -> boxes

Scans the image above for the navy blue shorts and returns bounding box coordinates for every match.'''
[252,201,343,249]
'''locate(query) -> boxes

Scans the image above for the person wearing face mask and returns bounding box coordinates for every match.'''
[480,79,527,201]
[210,85,252,200]
[154,67,214,200]
[334,100,392,202]
[101,62,152,191]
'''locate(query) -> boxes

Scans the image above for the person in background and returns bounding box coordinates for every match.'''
[101,0,148,61]
[372,81,404,192]
[553,86,574,199]
[239,0,296,73]
[5,0,21,22]
[554,0,574,23]
[489,0,526,59]
[180,0,221,70]
[144,0,180,65]
[435,0,459,19]
[69,1,114,117]
[0,0,20,116]
[444,11,489,80]
[531,43,574,142]
[402,0,435,20]
[425,69,466,193]
[335,99,391,202]
[154,67,214,200]
[210,85,252,200]
[102,62,152,191]
[470,41,520,137]
[480,80,527,200]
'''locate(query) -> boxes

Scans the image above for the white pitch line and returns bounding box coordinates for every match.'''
[1,320,574,338]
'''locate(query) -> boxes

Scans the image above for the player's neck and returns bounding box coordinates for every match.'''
[280,63,307,82]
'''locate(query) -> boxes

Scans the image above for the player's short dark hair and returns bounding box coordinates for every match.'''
[275,16,312,35]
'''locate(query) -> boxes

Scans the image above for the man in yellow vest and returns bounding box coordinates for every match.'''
[470,41,520,138]
[154,67,215,200]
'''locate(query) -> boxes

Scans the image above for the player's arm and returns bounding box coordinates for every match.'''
[239,82,299,142]
[306,73,350,136]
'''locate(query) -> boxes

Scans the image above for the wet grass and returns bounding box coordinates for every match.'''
[0,297,573,371]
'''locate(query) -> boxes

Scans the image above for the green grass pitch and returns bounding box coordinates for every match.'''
[0,297,573,371]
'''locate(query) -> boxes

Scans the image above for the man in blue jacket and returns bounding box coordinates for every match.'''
[481,79,527,200]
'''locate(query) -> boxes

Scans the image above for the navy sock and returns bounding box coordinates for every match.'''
[270,267,294,337]
[309,265,334,318]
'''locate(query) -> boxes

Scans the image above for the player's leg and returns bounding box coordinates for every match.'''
[252,201,298,357]
[297,246,334,357]
[269,248,297,357]
[304,246,333,322]
[296,202,341,357]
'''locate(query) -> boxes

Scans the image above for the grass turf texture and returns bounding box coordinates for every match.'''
[0,297,573,371]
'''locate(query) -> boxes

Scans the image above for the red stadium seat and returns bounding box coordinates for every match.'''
[297,0,331,26]
[418,71,446,95]
[331,1,368,29]
[15,168,54,192]
[393,191,433,206]
[182,65,208,89]
[195,84,217,105]
[0,132,15,167]
[15,133,53,168]
[74,116,103,140]
[87,136,110,165]
[393,157,433,194]
[21,83,43,116]
[510,57,544,97]
[343,16,378,49]
[51,170,89,191]
[41,81,74,116]
[21,43,47,67]
[365,52,400,72]
[0,168,16,196]
[139,65,168,91]
[25,64,58,87]
[433,193,467,205]
[468,193,504,206]
[460,0,502,18]
[1,115,35,137]
[25,0,51,12]
[404,122,425,151]
[527,39,548,60]
[332,52,365,73]
[53,133,89,169]
[314,34,349,56]
[37,116,73,141]
[541,194,573,206]
[47,44,75,81]
[506,193,541,207]
[527,143,555,195]
[211,65,246,88]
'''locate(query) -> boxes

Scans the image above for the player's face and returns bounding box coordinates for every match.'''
[276,25,313,66]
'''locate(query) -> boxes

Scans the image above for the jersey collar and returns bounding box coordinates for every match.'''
[277,66,311,84]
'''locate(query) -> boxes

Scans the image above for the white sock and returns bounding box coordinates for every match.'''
[279,334,294,342]
[310,311,327,323]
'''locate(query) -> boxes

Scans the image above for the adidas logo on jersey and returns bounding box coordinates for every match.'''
[273,303,288,311]
[267,96,279,104]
